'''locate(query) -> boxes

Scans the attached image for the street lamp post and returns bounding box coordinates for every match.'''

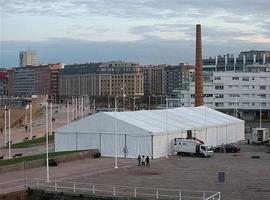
[71,96,74,121]
[50,101,53,134]
[260,97,262,128]
[30,103,32,139]
[81,96,83,118]
[75,97,78,119]
[165,97,169,158]
[93,99,96,114]
[133,96,136,111]
[45,103,49,182]
[123,94,126,110]
[148,96,151,110]
[8,108,11,159]
[114,97,118,169]
[4,105,7,146]
[67,101,70,124]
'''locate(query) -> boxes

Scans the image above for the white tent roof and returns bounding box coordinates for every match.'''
[56,106,244,135]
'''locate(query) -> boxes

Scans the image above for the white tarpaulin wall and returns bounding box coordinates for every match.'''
[55,106,245,159]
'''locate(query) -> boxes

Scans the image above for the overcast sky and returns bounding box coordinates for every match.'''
[0,0,270,67]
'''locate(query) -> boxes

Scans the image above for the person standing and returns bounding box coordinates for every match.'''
[146,156,150,166]
[137,155,141,166]
[141,155,145,166]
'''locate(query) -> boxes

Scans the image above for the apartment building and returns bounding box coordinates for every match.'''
[178,71,270,120]
[143,63,194,96]
[0,70,8,96]
[7,64,62,97]
[19,50,37,67]
[58,61,144,98]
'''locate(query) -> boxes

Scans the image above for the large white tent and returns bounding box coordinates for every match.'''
[55,106,244,159]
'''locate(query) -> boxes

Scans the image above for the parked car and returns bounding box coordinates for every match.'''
[49,159,58,167]
[214,144,240,153]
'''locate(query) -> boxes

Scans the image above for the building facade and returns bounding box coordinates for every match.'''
[19,50,37,67]
[203,50,270,72]
[178,71,270,120]
[0,70,8,96]
[143,64,194,96]
[7,64,61,97]
[58,61,144,98]
[50,63,64,101]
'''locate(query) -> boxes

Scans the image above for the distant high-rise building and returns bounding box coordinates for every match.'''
[19,50,37,67]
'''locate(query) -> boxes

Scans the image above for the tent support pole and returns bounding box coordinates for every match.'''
[76,132,78,151]
[151,135,154,159]
[100,133,102,154]
[124,134,127,158]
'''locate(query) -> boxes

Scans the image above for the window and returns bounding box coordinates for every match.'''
[243,77,249,81]
[215,94,224,98]
[203,94,213,97]
[260,94,266,98]
[261,102,267,107]
[214,77,221,80]
[215,102,224,107]
[215,85,224,90]
[229,85,239,89]
[260,85,266,90]
[243,85,249,89]
[229,94,240,97]
[232,77,239,80]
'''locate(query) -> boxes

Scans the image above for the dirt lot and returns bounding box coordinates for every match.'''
[65,144,270,200]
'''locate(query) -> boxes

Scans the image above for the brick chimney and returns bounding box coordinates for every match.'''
[195,24,204,106]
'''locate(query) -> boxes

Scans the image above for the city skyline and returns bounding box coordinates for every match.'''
[1,0,270,67]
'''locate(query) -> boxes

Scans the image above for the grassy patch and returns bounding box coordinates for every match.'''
[11,134,54,148]
[0,151,76,166]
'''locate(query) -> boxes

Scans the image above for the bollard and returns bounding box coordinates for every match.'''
[113,186,116,197]
[73,183,76,192]
[134,188,137,198]
[55,182,57,191]
[203,191,206,199]
[92,185,95,195]
[37,179,40,189]
[179,191,182,200]
[156,188,159,200]
[218,171,225,183]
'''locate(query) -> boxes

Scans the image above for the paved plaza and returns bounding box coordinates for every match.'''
[0,144,270,200]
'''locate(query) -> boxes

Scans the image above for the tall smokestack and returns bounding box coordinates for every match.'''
[195,24,204,106]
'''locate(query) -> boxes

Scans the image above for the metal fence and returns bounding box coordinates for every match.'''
[0,179,221,199]
[25,178,221,200]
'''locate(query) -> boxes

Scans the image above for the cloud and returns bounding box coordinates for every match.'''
[1,0,269,67]
[1,37,269,68]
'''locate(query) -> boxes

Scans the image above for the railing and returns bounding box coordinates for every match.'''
[27,178,221,200]
[0,179,28,193]
[0,178,221,200]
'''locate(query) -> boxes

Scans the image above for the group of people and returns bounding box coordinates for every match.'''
[137,155,150,166]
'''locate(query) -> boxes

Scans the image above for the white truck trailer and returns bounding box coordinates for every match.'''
[251,128,270,145]
[174,138,214,158]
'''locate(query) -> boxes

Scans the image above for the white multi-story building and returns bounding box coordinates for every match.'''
[178,71,270,120]
[19,50,37,67]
